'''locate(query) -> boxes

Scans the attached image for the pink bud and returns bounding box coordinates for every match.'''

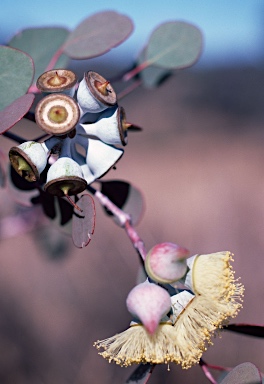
[145,242,189,284]
[126,281,171,334]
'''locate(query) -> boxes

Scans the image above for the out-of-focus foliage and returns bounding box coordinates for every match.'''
[137,48,172,89]
[225,323,264,337]
[135,21,202,88]
[218,362,262,384]
[146,21,203,69]
[99,180,144,226]
[63,11,134,59]
[0,94,34,134]
[0,46,34,110]
[8,27,69,83]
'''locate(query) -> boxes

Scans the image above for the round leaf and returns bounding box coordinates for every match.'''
[137,48,172,88]
[63,11,134,59]
[146,21,203,69]
[9,27,69,83]
[0,46,34,110]
[72,194,95,248]
[0,93,34,133]
[220,362,262,384]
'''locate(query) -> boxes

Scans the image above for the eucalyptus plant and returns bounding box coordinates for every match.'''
[0,10,263,384]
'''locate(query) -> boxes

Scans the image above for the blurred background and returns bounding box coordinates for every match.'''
[1,1,264,383]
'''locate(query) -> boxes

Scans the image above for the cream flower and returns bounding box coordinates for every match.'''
[94,251,244,369]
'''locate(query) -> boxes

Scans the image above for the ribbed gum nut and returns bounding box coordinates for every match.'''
[36,69,77,96]
[9,141,48,182]
[77,71,117,113]
[44,157,87,196]
[74,132,124,182]
[80,106,128,146]
[145,242,190,284]
[35,94,80,136]
[126,281,171,334]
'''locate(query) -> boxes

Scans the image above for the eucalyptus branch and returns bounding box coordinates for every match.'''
[87,185,147,261]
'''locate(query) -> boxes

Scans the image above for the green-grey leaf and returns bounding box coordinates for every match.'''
[137,48,172,88]
[63,11,134,59]
[0,46,34,111]
[8,27,69,83]
[146,21,203,69]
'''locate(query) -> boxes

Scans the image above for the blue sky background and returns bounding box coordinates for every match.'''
[0,0,264,68]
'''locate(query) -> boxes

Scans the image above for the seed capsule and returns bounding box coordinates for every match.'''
[36,69,77,97]
[35,94,80,136]
[44,157,87,196]
[80,106,128,146]
[77,71,117,114]
[9,141,48,182]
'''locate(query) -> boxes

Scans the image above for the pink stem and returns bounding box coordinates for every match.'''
[94,190,147,261]
[117,79,142,100]
[200,364,217,384]
[122,61,151,82]
[45,47,65,72]
[205,363,232,372]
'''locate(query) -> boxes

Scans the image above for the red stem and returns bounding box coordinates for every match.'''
[65,195,83,212]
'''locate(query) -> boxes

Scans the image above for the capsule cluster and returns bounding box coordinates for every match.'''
[9,69,130,198]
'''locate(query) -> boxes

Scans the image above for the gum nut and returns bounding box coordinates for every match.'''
[44,157,87,196]
[80,106,127,146]
[9,141,48,179]
[74,132,123,180]
[126,281,171,334]
[85,138,123,180]
[170,291,194,324]
[77,71,117,114]
[36,69,77,97]
[46,157,84,183]
[145,242,190,284]
[70,141,96,185]
[35,93,80,136]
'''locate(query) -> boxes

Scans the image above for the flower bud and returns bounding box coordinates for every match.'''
[126,281,171,334]
[145,242,189,284]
